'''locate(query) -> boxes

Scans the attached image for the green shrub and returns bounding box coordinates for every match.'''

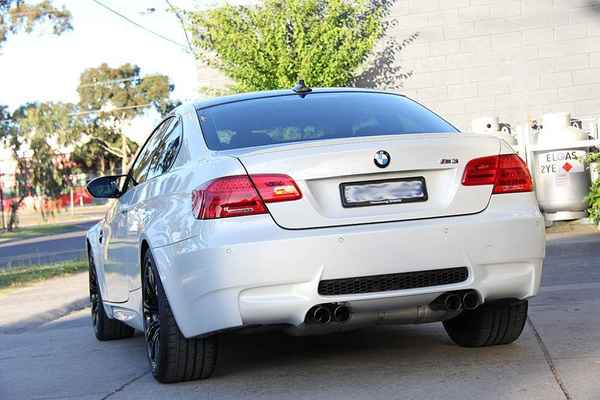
[186,0,411,92]
[585,153,600,224]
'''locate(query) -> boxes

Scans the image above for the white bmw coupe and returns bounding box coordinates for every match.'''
[86,85,545,383]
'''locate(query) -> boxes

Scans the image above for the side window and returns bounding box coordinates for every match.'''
[147,118,183,180]
[125,117,173,191]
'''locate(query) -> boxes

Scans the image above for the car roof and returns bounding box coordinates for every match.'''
[192,87,405,111]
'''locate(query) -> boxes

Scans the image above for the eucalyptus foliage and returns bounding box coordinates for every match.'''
[0,1,73,229]
[0,0,71,47]
[78,63,175,120]
[0,102,76,227]
[77,63,175,173]
[13,102,77,199]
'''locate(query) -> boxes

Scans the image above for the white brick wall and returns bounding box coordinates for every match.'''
[393,0,600,130]
[197,62,232,94]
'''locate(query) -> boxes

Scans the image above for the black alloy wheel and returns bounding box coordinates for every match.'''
[143,254,161,372]
[87,248,135,341]
[89,252,100,329]
[141,249,218,383]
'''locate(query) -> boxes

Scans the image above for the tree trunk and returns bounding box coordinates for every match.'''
[40,196,49,222]
[7,197,25,232]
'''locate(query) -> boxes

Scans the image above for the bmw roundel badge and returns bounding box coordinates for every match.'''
[374,150,391,168]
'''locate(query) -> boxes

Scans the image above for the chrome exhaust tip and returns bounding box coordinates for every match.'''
[333,305,350,323]
[463,291,481,310]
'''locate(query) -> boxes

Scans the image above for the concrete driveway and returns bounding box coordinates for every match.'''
[1,231,599,400]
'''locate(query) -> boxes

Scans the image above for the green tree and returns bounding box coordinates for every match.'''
[0,0,72,47]
[0,104,29,230]
[0,104,10,138]
[0,1,72,230]
[186,0,412,92]
[69,125,125,176]
[12,102,77,221]
[77,63,176,174]
[0,103,75,229]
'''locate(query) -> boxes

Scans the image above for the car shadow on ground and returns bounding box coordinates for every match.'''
[213,323,542,378]
[2,311,562,400]
[40,311,543,376]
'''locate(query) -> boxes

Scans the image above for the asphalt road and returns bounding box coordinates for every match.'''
[0,220,98,268]
[1,232,599,399]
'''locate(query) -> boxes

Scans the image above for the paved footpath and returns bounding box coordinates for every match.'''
[1,231,599,400]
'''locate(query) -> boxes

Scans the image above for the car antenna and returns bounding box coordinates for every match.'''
[292,79,312,94]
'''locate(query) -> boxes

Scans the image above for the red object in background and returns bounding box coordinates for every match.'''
[1,196,25,211]
[2,198,14,211]
[2,188,93,210]
[57,187,94,208]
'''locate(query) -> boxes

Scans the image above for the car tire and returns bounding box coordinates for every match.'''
[89,251,135,341]
[443,299,528,347]
[142,249,218,383]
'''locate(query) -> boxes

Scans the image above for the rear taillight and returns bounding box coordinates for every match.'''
[192,175,266,219]
[250,174,302,203]
[492,154,534,194]
[462,154,533,194]
[192,174,302,219]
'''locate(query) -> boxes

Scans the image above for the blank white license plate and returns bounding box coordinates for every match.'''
[340,177,428,207]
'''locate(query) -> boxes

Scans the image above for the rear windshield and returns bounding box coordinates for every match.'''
[196,92,458,151]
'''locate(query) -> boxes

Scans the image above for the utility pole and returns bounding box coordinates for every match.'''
[121,132,128,175]
[101,101,129,175]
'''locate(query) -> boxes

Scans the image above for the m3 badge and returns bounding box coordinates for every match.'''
[440,158,459,165]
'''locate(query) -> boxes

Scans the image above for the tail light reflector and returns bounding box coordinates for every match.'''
[462,154,533,194]
[192,174,301,219]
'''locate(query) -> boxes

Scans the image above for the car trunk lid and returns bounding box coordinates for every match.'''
[235,134,501,229]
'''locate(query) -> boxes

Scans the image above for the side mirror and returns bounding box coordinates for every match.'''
[86,175,126,198]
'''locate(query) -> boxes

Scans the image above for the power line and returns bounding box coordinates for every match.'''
[164,0,195,55]
[8,11,43,17]
[6,8,64,17]
[79,74,170,89]
[79,76,142,88]
[89,0,191,53]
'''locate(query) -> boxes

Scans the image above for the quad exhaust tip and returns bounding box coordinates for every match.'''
[431,290,481,312]
[333,305,350,323]
[307,290,481,325]
[307,304,350,324]
[311,306,331,324]
[462,291,481,310]
[444,294,463,312]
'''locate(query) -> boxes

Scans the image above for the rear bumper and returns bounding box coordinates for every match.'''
[152,193,545,338]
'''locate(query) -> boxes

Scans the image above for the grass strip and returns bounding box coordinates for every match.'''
[0,223,76,240]
[0,260,88,291]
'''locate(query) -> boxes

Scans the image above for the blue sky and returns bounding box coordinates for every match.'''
[0,0,206,139]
